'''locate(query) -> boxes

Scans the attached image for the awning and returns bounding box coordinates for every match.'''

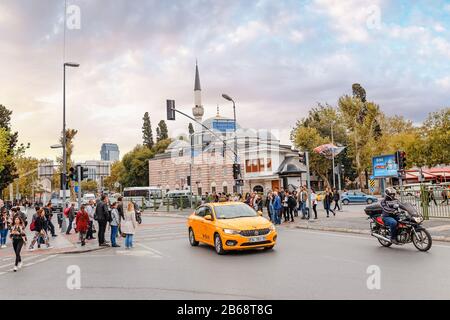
[276,157,307,176]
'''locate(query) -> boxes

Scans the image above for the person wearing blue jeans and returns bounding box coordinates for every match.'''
[125,234,134,248]
[383,216,398,242]
[0,229,8,247]
[109,203,120,248]
[381,187,400,244]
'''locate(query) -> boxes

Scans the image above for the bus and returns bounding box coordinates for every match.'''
[123,187,163,209]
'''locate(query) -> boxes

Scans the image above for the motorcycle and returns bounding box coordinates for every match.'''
[365,202,432,252]
[132,202,143,224]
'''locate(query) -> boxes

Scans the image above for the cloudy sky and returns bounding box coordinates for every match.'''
[1,0,449,162]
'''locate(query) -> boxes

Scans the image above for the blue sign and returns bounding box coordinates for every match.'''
[372,154,398,178]
[212,120,235,132]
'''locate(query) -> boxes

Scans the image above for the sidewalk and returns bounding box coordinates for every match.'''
[0,230,106,259]
[143,207,450,242]
[283,208,450,242]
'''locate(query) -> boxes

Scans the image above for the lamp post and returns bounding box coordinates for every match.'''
[222,94,239,194]
[62,62,79,232]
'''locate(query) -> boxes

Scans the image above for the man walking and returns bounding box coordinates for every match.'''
[65,203,76,235]
[332,188,341,211]
[44,202,57,237]
[273,191,282,225]
[86,200,96,240]
[95,195,110,247]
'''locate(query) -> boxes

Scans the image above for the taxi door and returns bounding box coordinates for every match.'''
[201,206,215,245]
[191,206,206,243]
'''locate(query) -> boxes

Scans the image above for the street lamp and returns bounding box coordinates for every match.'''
[221,94,239,194]
[62,61,79,232]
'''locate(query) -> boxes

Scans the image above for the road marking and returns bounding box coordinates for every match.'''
[135,242,164,256]
[0,254,57,273]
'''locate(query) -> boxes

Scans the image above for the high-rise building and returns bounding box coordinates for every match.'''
[100,143,120,162]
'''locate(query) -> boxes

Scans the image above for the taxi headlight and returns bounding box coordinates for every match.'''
[270,224,276,231]
[223,229,240,235]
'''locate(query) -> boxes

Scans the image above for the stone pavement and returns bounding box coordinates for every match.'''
[143,205,450,242]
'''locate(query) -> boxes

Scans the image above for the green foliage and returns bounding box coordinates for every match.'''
[0,128,10,174]
[142,112,154,149]
[81,180,98,192]
[156,120,169,142]
[57,128,78,170]
[120,145,155,187]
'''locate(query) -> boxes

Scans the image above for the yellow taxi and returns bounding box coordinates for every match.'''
[187,202,277,255]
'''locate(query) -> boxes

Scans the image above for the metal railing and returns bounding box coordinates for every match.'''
[398,183,450,219]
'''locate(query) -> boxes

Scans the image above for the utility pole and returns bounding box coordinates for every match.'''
[77,165,82,209]
[331,122,336,189]
[305,151,312,218]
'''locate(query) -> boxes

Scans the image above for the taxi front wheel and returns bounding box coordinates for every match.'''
[189,228,199,246]
[214,234,226,255]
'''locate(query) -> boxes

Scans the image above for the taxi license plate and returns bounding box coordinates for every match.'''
[249,236,266,242]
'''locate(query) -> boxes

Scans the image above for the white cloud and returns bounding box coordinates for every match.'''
[313,0,383,42]
[436,76,450,90]
[432,37,450,58]
[289,30,305,43]
[434,24,446,33]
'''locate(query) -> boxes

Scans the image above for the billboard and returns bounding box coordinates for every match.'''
[372,154,398,178]
[212,119,235,132]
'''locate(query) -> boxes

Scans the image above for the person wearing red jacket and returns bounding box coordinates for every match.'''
[75,205,90,246]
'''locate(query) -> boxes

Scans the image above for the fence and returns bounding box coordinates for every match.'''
[398,183,450,219]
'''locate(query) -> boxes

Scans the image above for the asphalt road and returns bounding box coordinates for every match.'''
[1,215,450,300]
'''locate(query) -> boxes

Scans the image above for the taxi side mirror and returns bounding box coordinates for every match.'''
[204,215,212,221]
[257,211,263,216]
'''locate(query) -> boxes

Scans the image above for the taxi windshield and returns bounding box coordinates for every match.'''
[214,204,257,219]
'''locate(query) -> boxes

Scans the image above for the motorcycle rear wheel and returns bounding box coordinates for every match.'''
[412,229,432,252]
[378,238,392,247]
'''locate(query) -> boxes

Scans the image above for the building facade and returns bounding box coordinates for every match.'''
[148,63,307,195]
[100,143,120,162]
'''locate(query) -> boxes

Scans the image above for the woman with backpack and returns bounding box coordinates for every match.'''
[75,205,90,246]
[10,216,27,272]
[121,202,138,249]
[29,209,52,250]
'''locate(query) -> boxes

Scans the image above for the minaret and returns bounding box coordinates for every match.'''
[192,61,204,122]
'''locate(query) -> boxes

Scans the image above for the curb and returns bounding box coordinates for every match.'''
[290,224,450,242]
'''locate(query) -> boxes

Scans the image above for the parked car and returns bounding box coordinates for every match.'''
[341,191,378,205]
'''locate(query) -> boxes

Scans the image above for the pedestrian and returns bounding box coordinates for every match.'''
[121,202,137,249]
[75,205,90,246]
[272,191,282,225]
[324,187,335,218]
[10,216,27,272]
[29,209,51,250]
[265,192,273,221]
[86,200,96,240]
[11,207,27,227]
[299,187,308,219]
[95,195,110,247]
[65,203,76,235]
[0,208,10,248]
[44,202,57,237]
[311,189,318,219]
[287,192,296,222]
[332,188,341,211]
[109,202,121,248]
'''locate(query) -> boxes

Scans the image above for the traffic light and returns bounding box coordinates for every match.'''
[166,99,176,120]
[68,167,77,181]
[81,166,89,180]
[395,151,407,171]
[298,152,306,165]
[232,163,241,180]
[187,175,191,186]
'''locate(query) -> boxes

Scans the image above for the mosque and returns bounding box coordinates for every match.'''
[148,63,308,195]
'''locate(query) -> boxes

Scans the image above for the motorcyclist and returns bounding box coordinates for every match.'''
[380,187,400,244]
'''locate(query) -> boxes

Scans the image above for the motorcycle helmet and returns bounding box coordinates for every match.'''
[385,187,396,201]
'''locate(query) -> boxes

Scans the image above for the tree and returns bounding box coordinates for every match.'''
[0,128,10,174]
[421,108,450,166]
[0,104,29,191]
[103,161,126,192]
[142,112,154,149]
[121,145,155,187]
[188,123,194,135]
[14,156,39,199]
[57,128,78,170]
[156,120,168,142]
[339,88,382,189]
[81,180,98,193]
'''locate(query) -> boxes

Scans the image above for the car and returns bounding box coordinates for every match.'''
[341,191,378,205]
[187,202,277,255]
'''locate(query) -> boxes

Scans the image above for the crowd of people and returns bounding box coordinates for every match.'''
[200,186,343,224]
[0,194,139,272]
